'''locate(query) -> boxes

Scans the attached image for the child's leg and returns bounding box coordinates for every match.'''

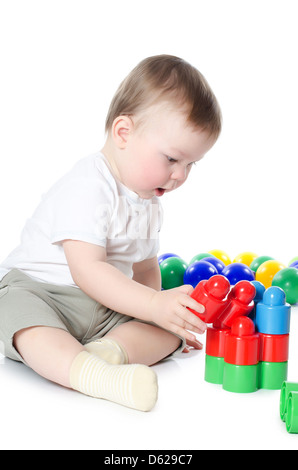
[13,326,158,411]
[104,320,183,366]
[14,326,85,388]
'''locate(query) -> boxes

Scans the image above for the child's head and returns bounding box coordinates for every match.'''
[103,55,222,199]
[105,54,221,139]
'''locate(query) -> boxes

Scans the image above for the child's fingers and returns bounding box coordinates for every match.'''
[171,325,198,343]
[176,304,207,333]
[185,296,205,315]
[184,338,204,350]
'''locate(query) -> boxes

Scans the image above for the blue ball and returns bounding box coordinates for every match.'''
[203,256,225,274]
[183,260,218,288]
[158,253,180,264]
[289,261,298,269]
[221,262,255,285]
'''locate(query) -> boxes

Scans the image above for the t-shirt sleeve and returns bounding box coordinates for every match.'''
[47,177,114,247]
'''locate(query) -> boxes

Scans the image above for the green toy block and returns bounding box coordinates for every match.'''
[286,392,298,433]
[204,354,224,384]
[222,362,258,393]
[258,361,288,390]
[280,381,298,421]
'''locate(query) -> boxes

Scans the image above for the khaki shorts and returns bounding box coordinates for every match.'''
[0,269,185,363]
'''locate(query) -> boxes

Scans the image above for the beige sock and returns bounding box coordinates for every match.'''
[84,338,128,364]
[69,351,158,412]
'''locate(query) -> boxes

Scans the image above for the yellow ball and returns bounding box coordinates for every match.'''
[233,252,258,267]
[208,249,231,266]
[255,260,286,289]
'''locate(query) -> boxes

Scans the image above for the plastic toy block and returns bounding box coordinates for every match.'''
[258,361,288,390]
[280,381,298,422]
[224,316,259,366]
[222,362,258,393]
[205,355,225,384]
[205,326,230,357]
[248,281,266,324]
[285,392,298,433]
[188,275,230,323]
[259,333,289,363]
[255,286,291,335]
[213,281,256,329]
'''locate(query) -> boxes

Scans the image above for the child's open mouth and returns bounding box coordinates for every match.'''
[155,188,165,197]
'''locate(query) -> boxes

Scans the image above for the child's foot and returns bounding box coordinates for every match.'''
[70,351,158,412]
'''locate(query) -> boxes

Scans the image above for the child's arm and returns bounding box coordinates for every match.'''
[62,240,206,342]
[133,257,203,351]
[132,257,161,291]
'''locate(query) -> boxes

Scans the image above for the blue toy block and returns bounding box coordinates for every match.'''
[255,286,291,335]
[249,280,266,324]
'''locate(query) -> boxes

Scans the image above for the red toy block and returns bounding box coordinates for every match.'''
[259,333,289,363]
[224,316,259,366]
[189,275,230,323]
[214,280,256,329]
[206,326,230,358]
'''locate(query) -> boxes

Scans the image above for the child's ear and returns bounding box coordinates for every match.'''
[112,115,134,149]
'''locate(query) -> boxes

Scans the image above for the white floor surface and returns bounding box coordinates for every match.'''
[0,307,297,451]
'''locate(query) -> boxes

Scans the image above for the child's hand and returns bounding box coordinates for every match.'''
[149,285,207,343]
[182,337,204,352]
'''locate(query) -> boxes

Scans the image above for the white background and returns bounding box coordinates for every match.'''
[0,0,297,450]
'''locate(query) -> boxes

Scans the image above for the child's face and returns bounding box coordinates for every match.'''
[116,104,215,199]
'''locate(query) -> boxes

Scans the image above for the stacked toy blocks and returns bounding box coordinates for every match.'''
[280,381,298,433]
[256,287,290,390]
[189,275,291,393]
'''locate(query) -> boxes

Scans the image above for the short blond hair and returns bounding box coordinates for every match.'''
[105,54,222,139]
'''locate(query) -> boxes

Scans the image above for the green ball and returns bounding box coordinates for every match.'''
[160,257,188,290]
[189,252,215,265]
[250,255,275,273]
[272,268,298,305]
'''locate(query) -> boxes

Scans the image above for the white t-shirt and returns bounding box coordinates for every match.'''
[0,152,163,287]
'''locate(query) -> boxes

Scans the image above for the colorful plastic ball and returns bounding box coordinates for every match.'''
[208,249,231,266]
[189,253,215,265]
[255,260,286,289]
[272,268,298,305]
[250,255,275,273]
[289,261,298,269]
[183,260,218,288]
[233,252,258,267]
[158,253,180,264]
[221,263,255,285]
[203,257,225,274]
[289,256,298,265]
[160,257,188,290]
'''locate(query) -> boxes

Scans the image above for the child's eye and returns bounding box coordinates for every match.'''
[166,155,177,163]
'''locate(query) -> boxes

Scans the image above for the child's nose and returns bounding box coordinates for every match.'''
[171,166,187,181]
